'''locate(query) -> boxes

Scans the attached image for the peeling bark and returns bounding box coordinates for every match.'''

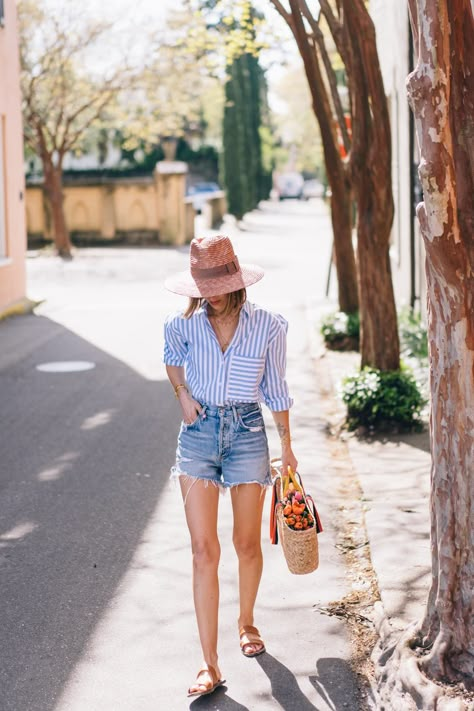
[374,1,474,707]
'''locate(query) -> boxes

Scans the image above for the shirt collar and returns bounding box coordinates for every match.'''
[200,300,253,319]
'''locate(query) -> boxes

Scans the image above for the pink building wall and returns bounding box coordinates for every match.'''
[0,0,27,315]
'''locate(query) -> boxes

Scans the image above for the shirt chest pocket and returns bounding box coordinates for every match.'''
[227,354,265,401]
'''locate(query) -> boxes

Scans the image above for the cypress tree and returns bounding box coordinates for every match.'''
[223,51,271,219]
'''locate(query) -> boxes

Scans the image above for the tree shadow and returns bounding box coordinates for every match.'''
[310,657,376,710]
[0,314,180,711]
[256,653,319,710]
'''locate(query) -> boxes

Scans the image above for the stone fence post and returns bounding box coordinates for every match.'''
[155,161,188,245]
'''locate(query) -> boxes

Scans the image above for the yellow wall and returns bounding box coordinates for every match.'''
[0,0,27,315]
[26,170,195,244]
[27,179,162,241]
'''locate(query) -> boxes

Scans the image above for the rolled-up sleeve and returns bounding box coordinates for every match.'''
[163,315,188,366]
[259,316,293,411]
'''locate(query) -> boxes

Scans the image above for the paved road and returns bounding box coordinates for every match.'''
[1,200,364,710]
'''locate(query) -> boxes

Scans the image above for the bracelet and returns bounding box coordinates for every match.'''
[174,384,188,399]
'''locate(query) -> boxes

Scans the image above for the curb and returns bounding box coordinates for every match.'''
[0,297,43,322]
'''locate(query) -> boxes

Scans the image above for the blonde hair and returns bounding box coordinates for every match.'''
[184,289,247,319]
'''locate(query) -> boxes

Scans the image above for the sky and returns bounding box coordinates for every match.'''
[41,0,301,113]
[88,0,301,96]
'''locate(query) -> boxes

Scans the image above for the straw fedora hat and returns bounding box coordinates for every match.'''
[164,235,264,298]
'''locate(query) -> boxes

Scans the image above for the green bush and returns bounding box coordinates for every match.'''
[320,311,360,350]
[398,307,428,360]
[341,367,426,431]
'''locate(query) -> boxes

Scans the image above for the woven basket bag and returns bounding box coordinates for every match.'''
[270,460,322,575]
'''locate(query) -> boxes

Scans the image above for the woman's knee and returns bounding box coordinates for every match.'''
[192,539,221,569]
[233,535,262,561]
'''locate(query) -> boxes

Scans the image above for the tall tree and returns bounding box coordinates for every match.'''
[270,0,401,371]
[374,2,474,708]
[269,0,359,316]
[19,2,128,258]
[223,51,270,219]
[218,2,272,219]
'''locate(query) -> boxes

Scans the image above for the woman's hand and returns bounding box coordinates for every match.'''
[178,390,203,425]
[281,442,298,477]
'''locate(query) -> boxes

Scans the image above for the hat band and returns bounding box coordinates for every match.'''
[191,257,240,279]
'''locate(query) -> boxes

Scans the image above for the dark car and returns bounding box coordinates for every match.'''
[187,182,221,213]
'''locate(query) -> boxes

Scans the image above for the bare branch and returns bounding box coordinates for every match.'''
[268,0,295,31]
[298,0,351,153]
[318,0,343,38]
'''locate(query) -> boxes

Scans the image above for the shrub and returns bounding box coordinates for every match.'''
[398,307,428,360]
[320,311,360,351]
[341,367,426,432]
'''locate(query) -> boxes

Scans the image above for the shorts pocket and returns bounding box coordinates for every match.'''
[238,408,265,432]
[182,405,207,431]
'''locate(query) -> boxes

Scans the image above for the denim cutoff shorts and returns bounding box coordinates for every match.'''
[171,402,272,489]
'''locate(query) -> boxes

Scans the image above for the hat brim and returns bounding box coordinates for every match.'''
[164,263,264,298]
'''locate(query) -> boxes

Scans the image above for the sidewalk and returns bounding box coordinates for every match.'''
[307,313,432,635]
[2,198,433,710]
[2,200,370,711]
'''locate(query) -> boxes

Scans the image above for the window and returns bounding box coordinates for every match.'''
[0,117,6,257]
[0,0,4,27]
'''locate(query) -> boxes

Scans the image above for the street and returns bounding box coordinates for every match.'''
[1,199,365,710]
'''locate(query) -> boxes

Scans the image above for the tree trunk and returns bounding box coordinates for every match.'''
[372,3,474,708]
[42,155,72,258]
[285,0,359,315]
[329,177,358,315]
[342,0,400,370]
[407,0,474,686]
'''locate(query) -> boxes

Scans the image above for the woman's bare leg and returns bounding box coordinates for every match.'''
[180,477,222,687]
[231,483,266,654]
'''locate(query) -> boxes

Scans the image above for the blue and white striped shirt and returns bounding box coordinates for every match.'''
[163,301,293,411]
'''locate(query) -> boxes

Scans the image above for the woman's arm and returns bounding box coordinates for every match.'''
[166,365,202,424]
[271,409,298,476]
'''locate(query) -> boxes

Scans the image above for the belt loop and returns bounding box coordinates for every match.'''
[232,404,238,422]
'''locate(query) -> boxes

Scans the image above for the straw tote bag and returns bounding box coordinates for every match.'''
[270,459,323,575]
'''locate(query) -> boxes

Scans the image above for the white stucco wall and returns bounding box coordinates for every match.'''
[370,1,426,315]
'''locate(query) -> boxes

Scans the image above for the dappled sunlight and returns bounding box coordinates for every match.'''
[0,520,38,542]
[53,480,198,711]
[37,452,80,481]
[80,409,117,431]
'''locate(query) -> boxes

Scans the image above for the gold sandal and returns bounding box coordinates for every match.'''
[187,665,225,698]
[239,625,266,657]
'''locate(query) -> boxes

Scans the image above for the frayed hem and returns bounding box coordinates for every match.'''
[224,479,272,493]
[225,479,271,488]
[171,469,225,506]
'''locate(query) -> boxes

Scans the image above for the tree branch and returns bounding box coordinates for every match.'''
[268,0,294,31]
[298,0,351,154]
[318,0,343,38]
[286,0,342,174]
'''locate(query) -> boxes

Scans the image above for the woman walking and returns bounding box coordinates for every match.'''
[163,234,297,698]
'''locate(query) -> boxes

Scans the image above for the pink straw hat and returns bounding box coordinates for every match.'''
[164,235,264,298]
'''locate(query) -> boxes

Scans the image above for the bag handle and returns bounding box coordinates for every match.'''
[270,459,323,537]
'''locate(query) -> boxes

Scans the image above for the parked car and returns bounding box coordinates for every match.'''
[187,182,221,213]
[302,179,325,200]
[274,172,304,200]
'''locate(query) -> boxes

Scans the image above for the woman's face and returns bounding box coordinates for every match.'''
[206,294,228,314]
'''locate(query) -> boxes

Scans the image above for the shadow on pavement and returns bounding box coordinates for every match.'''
[257,653,319,710]
[0,314,179,711]
[189,684,249,710]
[310,657,375,709]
